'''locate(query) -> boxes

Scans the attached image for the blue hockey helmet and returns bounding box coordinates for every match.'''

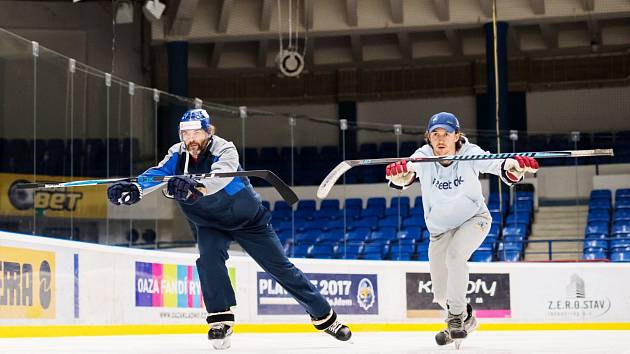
[426,112,460,133]
[179,109,211,140]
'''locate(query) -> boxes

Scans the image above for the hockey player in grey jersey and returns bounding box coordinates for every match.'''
[385,112,539,348]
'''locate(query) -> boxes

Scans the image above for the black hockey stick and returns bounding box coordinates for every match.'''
[317,148,614,199]
[16,170,299,206]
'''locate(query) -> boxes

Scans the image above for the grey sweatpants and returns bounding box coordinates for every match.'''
[428,212,492,315]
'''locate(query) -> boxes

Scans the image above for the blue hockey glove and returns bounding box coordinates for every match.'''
[167,176,204,203]
[107,182,142,205]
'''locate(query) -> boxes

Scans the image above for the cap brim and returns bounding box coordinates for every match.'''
[428,124,456,133]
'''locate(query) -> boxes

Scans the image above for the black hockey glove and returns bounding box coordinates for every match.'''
[167,176,204,204]
[107,182,142,205]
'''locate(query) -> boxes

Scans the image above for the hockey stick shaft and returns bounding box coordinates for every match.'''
[16,170,299,206]
[317,149,613,199]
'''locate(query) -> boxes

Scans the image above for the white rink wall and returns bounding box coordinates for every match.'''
[1,231,630,335]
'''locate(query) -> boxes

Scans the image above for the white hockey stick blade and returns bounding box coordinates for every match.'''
[316,161,353,199]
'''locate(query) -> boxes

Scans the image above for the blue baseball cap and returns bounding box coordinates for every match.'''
[427,112,460,133]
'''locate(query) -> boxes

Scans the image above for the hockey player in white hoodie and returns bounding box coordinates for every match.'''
[385,112,539,346]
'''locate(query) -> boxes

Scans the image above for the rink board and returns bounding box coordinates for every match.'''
[1,231,629,337]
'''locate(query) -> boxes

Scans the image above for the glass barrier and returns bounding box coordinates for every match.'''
[0,27,627,262]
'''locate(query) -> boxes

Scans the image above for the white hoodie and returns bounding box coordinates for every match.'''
[408,138,510,235]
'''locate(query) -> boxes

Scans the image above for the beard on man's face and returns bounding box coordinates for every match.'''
[186,138,207,153]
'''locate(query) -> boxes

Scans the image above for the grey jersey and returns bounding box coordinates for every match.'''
[409,138,505,235]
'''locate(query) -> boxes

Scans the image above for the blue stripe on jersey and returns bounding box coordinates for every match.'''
[138,152,179,190]
[223,176,245,196]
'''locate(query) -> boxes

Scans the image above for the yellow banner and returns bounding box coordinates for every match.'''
[0,173,107,219]
[0,246,56,319]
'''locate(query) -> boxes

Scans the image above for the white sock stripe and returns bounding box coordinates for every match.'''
[311,310,333,326]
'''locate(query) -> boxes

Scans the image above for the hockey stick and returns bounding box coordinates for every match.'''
[317,149,614,199]
[16,170,299,206]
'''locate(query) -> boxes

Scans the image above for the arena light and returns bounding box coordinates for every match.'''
[143,0,166,22]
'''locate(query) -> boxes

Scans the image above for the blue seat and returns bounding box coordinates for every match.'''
[482,235,498,247]
[367,197,386,210]
[501,242,523,251]
[582,250,607,260]
[320,199,340,210]
[261,200,271,210]
[591,189,612,200]
[378,142,397,158]
[320,145,339,160]
[614,209,630,222]
[290,244,310,258]
[345,198,363,209]
[409,206,424,216]
[403,216,426,228]
[498,250,521,262]
[277,230,293,244]
[585,222,609,235]
[361,243,386,260]
[316,231,343,244]
[362,207,385,218]
[398,228,422,241]
[390,196,411,208]
[299,220,321,232]
[611,251,630,262]
[471,250,494,262]
[584,232,608,240]
[503,225,526,238]
[295,209,315,220]
[400,141,418,156]
[297,200,316,211]
[589,199,611,212]
[352,217,378,230]
[370,229,397,243]
[616,189,630,200]
[345,228,371,243]
[611,239,630,250]
[506,213,531,225]
[274,200,291,211]
[260,147,280,161]
[390,243,416,260]
[617,198,630,209]
[487,224,501,238]
[295,230,320,245]
[84,139,105,176]
[384,206,409,218]
[512,200,533,212]
[612,222,630,237]
[344,208,362,219]
[274,220,293,233]
[324,219,346,231]
[503,235,525,242]
[583,239,608,250]
[414,196,423,207]
[515,191,534,201]
[416,248,429,261]
[308,244,335,259]
[588,210,611,223]
[335,243,362,259]
[314,209,342,220]
[378,216,400,229]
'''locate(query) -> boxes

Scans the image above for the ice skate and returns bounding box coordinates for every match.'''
[208,323,232,350]
[206,311,235,350]
[435,304,477,349]
[312,310,352,342]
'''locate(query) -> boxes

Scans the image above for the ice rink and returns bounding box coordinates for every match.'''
[1,330,629,354]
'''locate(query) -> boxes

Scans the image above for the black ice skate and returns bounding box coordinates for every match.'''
[435,304,477,349]
[312,310,352,342]
[206,312,235,350]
